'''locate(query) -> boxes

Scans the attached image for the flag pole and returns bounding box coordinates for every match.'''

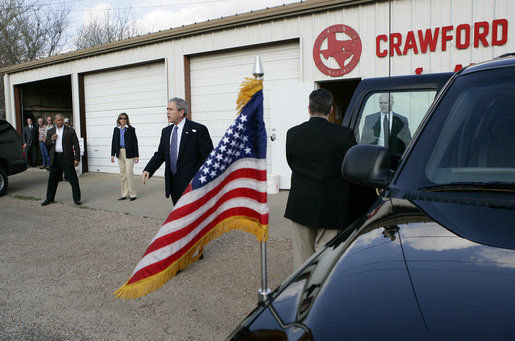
[253,56,271,304]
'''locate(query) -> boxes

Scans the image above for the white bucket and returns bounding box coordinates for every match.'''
[267,174,280,194]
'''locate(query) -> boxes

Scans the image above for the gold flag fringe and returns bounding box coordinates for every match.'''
[114,217,268,300]
[236,78,263,114]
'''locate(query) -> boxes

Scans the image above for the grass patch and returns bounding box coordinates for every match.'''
[12,195,41,201]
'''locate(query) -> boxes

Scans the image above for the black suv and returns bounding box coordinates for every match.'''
[0,119,27,196]
[229,55,515,339]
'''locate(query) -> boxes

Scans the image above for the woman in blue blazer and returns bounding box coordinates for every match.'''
[111,113,139,201]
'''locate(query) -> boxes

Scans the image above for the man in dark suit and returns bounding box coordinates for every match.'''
[143,97,213,205]
[22,117,38,167]
[360,93,411,154]
[41,114,82,206]
[284,89,357,269]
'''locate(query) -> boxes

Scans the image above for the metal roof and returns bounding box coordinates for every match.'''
[1,0,377,74]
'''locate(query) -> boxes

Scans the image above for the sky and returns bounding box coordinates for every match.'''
[67,0,300,35]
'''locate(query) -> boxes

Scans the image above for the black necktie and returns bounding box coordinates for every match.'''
[170,126,178,174]
[383,114,390,148]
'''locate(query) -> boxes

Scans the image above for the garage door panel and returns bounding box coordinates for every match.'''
[190,41,300,176]
[85,62,166,176]
[86,98,165,113]
[86,79,166,96]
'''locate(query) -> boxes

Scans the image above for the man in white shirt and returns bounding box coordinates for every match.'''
[41,114,82,206]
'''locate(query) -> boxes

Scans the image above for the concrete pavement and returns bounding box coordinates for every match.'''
[5,167,292,239]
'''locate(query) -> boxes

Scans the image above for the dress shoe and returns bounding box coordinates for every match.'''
[130,197,136,201]
[118,197,127,201]
[39,166,46,169]
[74,201,82,205]
[41,200,53,206]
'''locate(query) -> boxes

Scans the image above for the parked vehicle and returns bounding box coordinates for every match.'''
[0,119,27,196]
[229,54,515,339]
[340,72,454,221]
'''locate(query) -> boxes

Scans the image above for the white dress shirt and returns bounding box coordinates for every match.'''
[170,118,186,159]
[378,111,393,146]
[55,126,64,152]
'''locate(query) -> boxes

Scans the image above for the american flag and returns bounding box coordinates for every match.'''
[115,79,268,299]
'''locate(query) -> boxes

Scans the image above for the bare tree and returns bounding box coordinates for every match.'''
[74,8,143,50]
[0,0,71,118]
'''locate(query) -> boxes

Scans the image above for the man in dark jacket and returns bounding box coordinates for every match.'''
[285,89,356,269]
[22,117,38,167]
[142,97,213,205]
[360,93,411,154]
[41,114,82,206]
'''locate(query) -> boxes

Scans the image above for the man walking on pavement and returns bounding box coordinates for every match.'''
[142,97,213,205]
[41,114,82,206]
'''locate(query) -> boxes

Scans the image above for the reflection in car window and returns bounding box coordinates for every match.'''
[397,66,515,189]
[357,91,436,154]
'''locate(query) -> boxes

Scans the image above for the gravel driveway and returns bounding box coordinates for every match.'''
[0,196,292,340]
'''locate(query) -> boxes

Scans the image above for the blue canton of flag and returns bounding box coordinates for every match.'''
[192,90,267,189]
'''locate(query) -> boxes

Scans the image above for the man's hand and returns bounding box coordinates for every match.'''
[73,160,79,167]
[111,156,115,163]
[134,157,139,164]
[51,134,57,141]
[142,171,150,184]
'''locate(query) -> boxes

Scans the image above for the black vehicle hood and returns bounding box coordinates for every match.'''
[235,198,515,340]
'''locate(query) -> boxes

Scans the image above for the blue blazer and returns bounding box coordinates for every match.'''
[144,119,213,204]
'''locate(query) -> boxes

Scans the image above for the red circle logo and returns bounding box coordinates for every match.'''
[313,24,362,77]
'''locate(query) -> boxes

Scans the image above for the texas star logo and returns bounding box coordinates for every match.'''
[313,24,362,77]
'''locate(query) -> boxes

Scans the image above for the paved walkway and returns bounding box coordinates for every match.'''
[5,168,292,239]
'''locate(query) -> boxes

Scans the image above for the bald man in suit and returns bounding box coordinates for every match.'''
[360,93,411,154]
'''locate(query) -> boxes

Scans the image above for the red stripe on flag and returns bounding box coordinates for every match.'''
[143,187,267,256]
[166,168,266,221]
[128,207,268,284]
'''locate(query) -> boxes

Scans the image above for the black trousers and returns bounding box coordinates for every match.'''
[46,153,81,203]
[25,144,36,166]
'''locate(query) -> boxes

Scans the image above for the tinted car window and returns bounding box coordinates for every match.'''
[396,66,515,189]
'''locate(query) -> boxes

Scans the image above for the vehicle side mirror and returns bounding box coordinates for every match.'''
[341,144,394,189]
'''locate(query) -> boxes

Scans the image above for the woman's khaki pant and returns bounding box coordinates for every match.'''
[117,149,136,198]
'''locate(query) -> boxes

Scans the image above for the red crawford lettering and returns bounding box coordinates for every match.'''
[441,25,454,51]
[418,28,439,53]
[402,31,419,55]
[456,24,470,49]
[376,34,388,57]
[492,19,508,46]
[474,21,489,47]
[390,33,402,56]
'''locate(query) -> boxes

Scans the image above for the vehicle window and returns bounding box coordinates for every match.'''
[356,91,437,155]
[0,124,19,144]
[397,66,515,188]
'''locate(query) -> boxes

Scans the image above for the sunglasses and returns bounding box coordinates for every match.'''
[120,117,127,120]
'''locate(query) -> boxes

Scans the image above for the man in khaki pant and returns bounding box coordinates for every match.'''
[111,113,139,201]
[284,89,357,269]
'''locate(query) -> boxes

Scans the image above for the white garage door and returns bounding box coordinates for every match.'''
[190,41,300,180]
[84,62,167,176]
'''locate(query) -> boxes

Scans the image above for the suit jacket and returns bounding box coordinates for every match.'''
[45,126,81,167]
[22,125,38,147]
[111,125,139,158]
[360,112,411,154]
[144,119,213,203]
[284,117,357,229]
